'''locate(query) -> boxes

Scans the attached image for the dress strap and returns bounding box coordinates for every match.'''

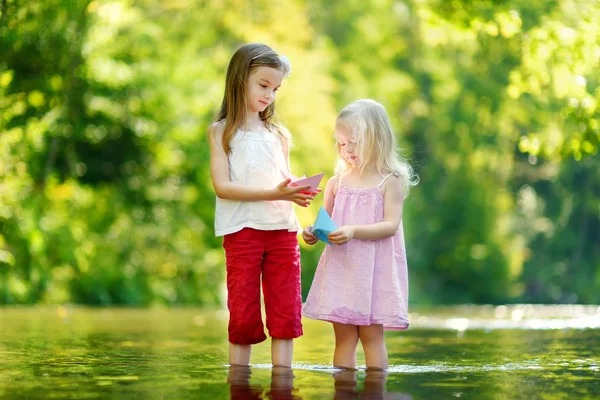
[377,173,395,188]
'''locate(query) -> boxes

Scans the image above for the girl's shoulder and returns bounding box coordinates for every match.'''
[381,173,407,199]
[327,174,340,186]
[270,122,289,133]
[208,120,226,139]
[269,122,291,139]
[326,174,341,196]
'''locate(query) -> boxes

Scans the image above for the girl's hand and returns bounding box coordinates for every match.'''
[302,226,318,245]
[274,178,315,207]
[299,187,323,196]
[328,226,355,245]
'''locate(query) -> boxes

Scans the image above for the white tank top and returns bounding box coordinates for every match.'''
[214,129,301,237]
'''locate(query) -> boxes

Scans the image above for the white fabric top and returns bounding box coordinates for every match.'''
[214,129,301,237]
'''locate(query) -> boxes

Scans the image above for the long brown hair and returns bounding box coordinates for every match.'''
[214,43,291,153]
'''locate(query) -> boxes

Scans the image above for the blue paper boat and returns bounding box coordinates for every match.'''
[313,206,337,245]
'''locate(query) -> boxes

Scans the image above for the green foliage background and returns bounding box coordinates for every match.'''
[1,0,598,306]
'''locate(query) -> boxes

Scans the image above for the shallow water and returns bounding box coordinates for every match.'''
[0,306,598,399]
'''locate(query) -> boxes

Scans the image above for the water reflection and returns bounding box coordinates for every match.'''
[228,366,414,400]
[333,369,413,400]
[228,366,263,399]
[0,307,598,399]
[332,370,357,399]
[228,366,301,400]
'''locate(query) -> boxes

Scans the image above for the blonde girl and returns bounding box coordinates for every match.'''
[302,99,418,370]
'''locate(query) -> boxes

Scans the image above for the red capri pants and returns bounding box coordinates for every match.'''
[223,228,303,345]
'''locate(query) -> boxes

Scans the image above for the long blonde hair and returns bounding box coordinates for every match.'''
[213,43,291,153]
[334,99,419,197]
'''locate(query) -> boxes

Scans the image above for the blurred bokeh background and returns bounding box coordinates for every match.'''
[1,0,598,307]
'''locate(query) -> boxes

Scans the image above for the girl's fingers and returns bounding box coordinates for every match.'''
[290,194,313,201]
[291,185,311,193]
[329,233,348,243]
[277,178,292,189]
[299,190,320,196]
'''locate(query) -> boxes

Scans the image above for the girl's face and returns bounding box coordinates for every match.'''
[335,126,360,167]
[246,66,284,113]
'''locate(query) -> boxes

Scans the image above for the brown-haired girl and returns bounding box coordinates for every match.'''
[208,43,317,368]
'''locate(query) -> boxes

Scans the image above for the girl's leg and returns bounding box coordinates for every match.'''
[223,228,269,366]
[229,343,252,366]
[332,323,359,369]
[271,338,293,367]
[358,324,388,370]
[262,230,303,367]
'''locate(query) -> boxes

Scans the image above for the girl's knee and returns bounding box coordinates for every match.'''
[266,311,303,339]
[336,336,359,350]
[334,323,359,341]
[335,333,359,349]
[229,321,267,345]
[358,325,384,345]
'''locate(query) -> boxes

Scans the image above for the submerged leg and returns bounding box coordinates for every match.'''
[229,343,252,366]
[271,338,293,367]
[332,322,360,369]
[359,324,388,370]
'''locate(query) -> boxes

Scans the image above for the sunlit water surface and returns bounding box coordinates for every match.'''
[0,305,598,399]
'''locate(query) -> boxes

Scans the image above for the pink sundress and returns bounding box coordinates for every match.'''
[302,174,409,330]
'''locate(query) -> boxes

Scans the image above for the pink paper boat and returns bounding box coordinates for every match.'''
[290,172,325,192]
